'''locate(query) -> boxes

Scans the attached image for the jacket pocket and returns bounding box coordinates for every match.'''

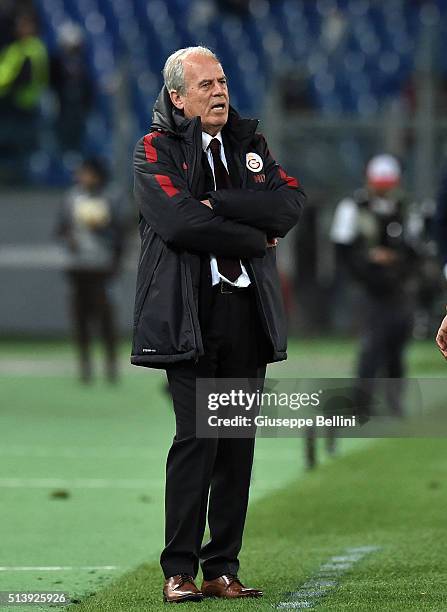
[181,254,203,358]
[135,249,196,357]
[249,249,287,355]
[133,237,164,331]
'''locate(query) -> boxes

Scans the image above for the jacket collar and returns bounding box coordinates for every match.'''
[151,86,258,146]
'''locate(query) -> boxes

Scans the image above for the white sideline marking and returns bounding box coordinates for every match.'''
[319,562,352,571]
[277,604,313,609]
[0,566,121,572]
[277,546,381,609]
[0,478,155,489]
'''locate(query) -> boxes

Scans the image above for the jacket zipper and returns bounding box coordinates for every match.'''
[239,140,275,350]
[182,122,205,362]
[187,121,202,193]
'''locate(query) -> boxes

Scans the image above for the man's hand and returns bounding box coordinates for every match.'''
[369,246,398,265]
[435,313,447,360]
[201,199,213,209]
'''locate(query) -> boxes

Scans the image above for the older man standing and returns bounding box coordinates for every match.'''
[131,46,305,603]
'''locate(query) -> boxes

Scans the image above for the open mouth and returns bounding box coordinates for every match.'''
[211,103,226,111]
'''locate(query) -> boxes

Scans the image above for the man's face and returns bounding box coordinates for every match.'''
[368,183,398,198]
[170,54,229,136]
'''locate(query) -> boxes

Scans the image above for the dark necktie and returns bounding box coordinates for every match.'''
[208,138,242,283]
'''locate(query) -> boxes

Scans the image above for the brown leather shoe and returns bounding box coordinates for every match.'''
[201,574,263,598]
[163,574,203,603]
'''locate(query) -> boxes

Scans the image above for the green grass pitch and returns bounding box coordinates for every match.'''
[0,338,446,611]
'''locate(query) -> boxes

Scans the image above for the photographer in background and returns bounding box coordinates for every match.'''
[330,154,418,417]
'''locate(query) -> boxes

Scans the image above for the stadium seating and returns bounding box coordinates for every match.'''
[31,0,444,183]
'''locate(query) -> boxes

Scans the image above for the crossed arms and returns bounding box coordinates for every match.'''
[133,132,306,258]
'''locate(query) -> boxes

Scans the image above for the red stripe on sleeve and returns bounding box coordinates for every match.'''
[279,167,299,188]
[143,132,162,163]
[155,174,179,197]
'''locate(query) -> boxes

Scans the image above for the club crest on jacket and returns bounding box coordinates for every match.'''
[246,152,263,172]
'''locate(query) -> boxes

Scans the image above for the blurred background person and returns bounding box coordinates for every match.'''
[0,8,48,184]
[330,154,418,418]
[56,158,126,384]
[50,21,94,155]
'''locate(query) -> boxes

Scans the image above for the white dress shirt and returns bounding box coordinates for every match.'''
[202,131,251,287]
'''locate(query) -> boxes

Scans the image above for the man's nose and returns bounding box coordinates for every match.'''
[211,82,226,96]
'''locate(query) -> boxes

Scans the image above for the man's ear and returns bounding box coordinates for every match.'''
[170,90,184,110]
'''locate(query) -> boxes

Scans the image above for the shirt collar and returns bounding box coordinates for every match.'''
[202,131,223,152]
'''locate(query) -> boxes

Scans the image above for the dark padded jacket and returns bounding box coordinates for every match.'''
[334,189,417,299]
[131,86,306,368]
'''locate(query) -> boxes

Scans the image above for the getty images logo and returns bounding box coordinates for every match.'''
[207,389,323,411]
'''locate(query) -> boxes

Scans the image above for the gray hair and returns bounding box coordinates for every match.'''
[163,46,220,95]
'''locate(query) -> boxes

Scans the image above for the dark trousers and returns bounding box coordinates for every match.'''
[68,270,118,383]
[357,295,412,416]
[161,285,268,580]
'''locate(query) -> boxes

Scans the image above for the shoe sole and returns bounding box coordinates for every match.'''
[163,594,204,603]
